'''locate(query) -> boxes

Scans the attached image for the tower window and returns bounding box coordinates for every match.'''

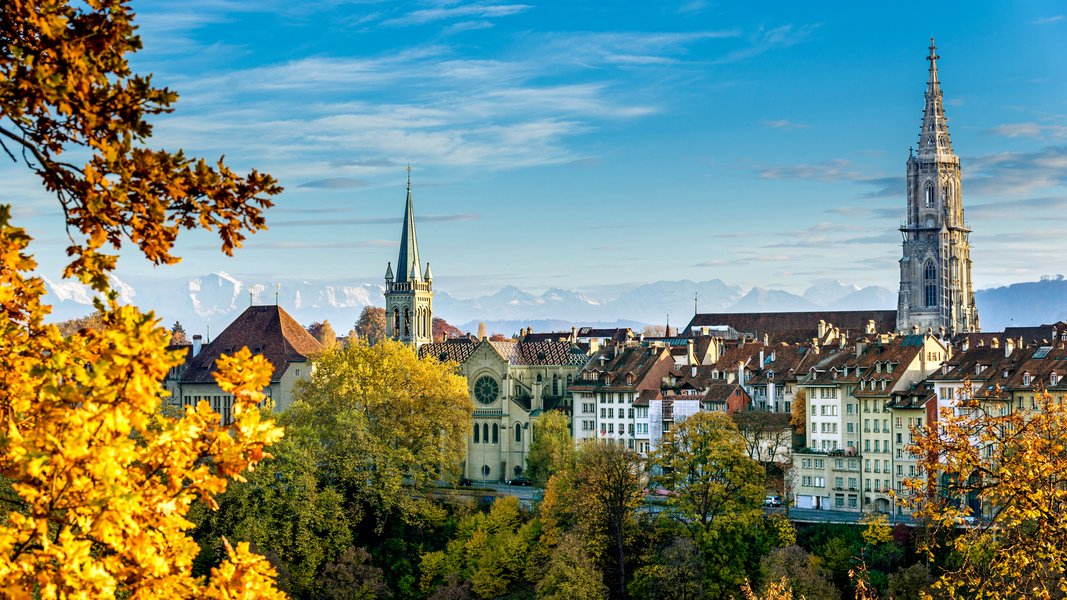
[925,284,937,307]
[924,261,936,281]
[515,423,522,443]
[924,184,934,207]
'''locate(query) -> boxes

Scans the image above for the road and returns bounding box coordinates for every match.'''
[439,483,919,526]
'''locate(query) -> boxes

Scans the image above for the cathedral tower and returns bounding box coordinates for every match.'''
[385,166,434,347]
[896,39,979,335]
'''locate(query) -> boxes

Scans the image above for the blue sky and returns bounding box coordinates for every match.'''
[8,1,1067,298]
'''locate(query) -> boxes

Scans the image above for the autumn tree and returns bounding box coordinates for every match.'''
[0,0,285,596]
[650,411,765,537]
[171,320,189,344]
[790,389,807,435]
[308,320,337,347]
[54,310,106,336]
[526,410,575,487]
[354,306,386,344]
[541,440,645,599]
[288,339,473,530]
[759,545,840,600]
[432,317,462,341]
[537,533,609,600]
[905,386,1067,598]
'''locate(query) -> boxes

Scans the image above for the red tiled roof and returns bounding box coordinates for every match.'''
[683,310,896,342]
[180,305,324,384]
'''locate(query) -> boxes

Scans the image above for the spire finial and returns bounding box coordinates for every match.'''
[407,163,411,188]
[275,282,280,306]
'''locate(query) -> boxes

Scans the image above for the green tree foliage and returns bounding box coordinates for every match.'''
[541,440,645,599]
[759,545,840,600]
[320,547,393,600]
[538,533,609,600]
[629,535,706,600]
[420,496,539,599]
[192,434,353,597]
[526,410,575,486]
[289,338,474,531]
[650,411,765,536]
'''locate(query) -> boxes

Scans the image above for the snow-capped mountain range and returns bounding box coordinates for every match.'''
[38,272,1067,335]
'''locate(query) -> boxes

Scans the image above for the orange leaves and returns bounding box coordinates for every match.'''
[2,0,281,291]
[0,247,285,595]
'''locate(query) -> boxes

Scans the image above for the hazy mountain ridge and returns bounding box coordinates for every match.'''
[39,273,1058,334]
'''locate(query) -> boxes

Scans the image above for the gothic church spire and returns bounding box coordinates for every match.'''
[918,38,953,159]
[395,164,422,283]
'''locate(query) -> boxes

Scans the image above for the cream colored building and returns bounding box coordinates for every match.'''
[166,304,324,421]
[420,336,587,481]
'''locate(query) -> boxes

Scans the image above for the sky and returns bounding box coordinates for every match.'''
[6,1,1067,299]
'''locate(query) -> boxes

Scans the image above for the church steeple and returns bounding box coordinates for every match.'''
[918,38,953,160]
[395,164,423,283]
[896,40,979,336]
[384,165,434,347]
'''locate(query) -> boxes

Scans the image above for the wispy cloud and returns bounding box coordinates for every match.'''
[1032,15,1065,25]
[756,159,901,198]
[966,146,1067,196]
[300,178,371,189]
[986,122,1067,139]
[270,214,480,227]
[380,3,531,27]
[762,119,810,130]
[715,23,820,64]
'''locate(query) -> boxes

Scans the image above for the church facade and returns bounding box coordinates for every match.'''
[896,40,980,335]
[385,167,434,347]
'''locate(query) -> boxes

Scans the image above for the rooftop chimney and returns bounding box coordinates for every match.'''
[192,334,203,357]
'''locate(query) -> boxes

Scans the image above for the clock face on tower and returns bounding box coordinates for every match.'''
[474,376,499,405]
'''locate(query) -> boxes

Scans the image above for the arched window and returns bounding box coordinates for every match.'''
[393,308,400,337]
[491,424,499,444]
[924,261,936,281]
[552,374,559,396]
[924,184,934,207]
[515,423,522,443]
[404,308,410,336]
[473,423,480,443]
[482,423,489,443]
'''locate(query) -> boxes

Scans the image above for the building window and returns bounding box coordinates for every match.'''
[473,423,479,443]
[483,423,489,443]
[492,424,499,444]
[515,424,522,443]
[924,184,934,207]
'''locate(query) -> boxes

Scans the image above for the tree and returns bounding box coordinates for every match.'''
[354,306,387,344]
[538,533,609,600]
[433,317,462,341]
[171,320,188,344]
[0,0,284,595]
[888,563,932,600]
[54,310,106,336]
[650,411,765,537]
[320,547,393,600]
[760,545,840,600]
[541,441,644,599]
[419,496,538,599]
[906,386,1067,598]
[289,339,473,531]
[309,320,337,347]
[628,536,706,600]
[526,411,575,487]
[790,389,807,435]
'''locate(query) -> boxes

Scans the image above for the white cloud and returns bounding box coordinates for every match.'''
[380,3,532,27]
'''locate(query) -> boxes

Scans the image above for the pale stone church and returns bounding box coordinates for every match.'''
[896,39,980,336]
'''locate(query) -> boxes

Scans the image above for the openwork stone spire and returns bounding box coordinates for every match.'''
[917,38,953,160]
[395,164,422,283]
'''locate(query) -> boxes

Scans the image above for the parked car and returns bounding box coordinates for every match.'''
[505,476,533,486]
[763,495,782,508]
[458,477,473,487]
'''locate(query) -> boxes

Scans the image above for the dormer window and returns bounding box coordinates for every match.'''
[976,364,985,375]
[887,363,894,374]
[875,362,882,374]
[1051,373,1059,386]
[1023,372,1032,386]
[767,371,775,380]
[881,380,887,391]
